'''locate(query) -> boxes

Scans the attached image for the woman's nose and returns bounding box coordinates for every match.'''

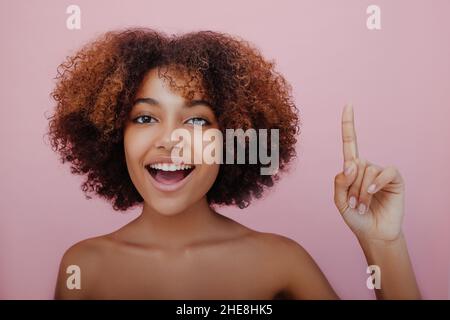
[154,121,180,151]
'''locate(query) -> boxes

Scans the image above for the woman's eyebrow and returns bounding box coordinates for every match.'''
[186,99,213,108]
[133,97,213,108]
[133,97,159,106]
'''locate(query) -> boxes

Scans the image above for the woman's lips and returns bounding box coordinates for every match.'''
[145,165,195,192]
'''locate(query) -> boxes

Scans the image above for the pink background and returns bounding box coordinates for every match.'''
[1,0,449,299]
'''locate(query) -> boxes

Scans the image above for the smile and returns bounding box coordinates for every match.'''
[145,163,195,192]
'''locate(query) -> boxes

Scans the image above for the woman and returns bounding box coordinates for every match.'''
[49,28,420,299]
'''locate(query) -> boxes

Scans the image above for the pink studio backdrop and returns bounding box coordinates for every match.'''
[1,0,449,299]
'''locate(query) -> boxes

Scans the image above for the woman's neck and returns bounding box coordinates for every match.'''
[135,197,222,249]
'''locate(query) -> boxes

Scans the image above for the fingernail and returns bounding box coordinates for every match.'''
[349,196,357,209]
[344,164,354,176]
[368,184,376,194]
[358,203,366,215]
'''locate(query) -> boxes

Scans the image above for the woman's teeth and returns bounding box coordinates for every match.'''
[146,162,195,188]
[148,163,193,171]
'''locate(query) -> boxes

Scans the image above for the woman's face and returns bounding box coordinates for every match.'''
[124,68,220,216]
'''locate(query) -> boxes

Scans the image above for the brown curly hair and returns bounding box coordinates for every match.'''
[47,27,301,211]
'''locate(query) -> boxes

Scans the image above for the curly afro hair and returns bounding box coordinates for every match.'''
[47,28,301,211]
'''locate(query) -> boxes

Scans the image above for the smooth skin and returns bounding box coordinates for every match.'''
[55,69,420,299]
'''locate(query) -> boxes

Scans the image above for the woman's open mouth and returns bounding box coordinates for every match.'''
[145,163,195,192]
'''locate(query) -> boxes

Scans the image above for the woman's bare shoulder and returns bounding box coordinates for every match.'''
[59,235,116,268]
[217,214,310,256]
[248,231,312,261]
[249,231,338,299]
[55,235,115,299]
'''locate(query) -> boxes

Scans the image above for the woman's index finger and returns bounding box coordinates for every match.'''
[341,104,359,161]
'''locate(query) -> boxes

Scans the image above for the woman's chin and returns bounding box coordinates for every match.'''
[147,198,192,216]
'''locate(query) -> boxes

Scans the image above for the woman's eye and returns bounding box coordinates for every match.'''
[186,117,210,126]
[133,115,157,124]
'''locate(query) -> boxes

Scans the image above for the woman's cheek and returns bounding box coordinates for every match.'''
[196,163,220,193]
[124,128,152,194]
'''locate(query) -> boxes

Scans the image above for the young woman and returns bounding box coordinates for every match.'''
[49,28,420,299]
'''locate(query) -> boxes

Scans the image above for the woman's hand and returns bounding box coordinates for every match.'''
[334,105,405,242]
